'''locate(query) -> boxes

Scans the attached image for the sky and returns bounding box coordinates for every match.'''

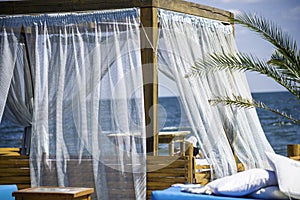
[189,0,300,93]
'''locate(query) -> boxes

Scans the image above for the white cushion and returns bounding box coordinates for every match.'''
[249,186,289,199]
[206,168,277,196]
[266,152,300,199]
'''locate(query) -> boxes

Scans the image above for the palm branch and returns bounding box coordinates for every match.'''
[209,95,300,125]
[187,11,300,123]
[188,53,300,99]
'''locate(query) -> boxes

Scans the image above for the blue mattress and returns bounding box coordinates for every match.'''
[151,186,257,200]
[0,185,18,200]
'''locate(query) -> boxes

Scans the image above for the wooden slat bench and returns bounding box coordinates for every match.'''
[146,155,191,199]
[0,148,30,190]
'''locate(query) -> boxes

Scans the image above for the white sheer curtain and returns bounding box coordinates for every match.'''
[157,9,274,178]
[4,41,34,155]
[0,8,146,200]
[0,23,20,122]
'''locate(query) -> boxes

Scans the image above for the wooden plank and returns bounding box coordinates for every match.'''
[0,157,29,166]
[147,172,186,178]
[195,178,209,185]
[146,182,173,188]
[0,0,233,24]
[147,177,186,183]
[148,160,186,168]
[0,0,144,15]
[0,176,31,183]
[0,148,21,156]
[146,156,184,163]
[0,147,20,152]
[0,168,30,176]
[0,155,29,159]
[195,172,210,179]
[154,0,233,23]
[0,155,31,189]
[287,144,300,157]
[15,184,31,190]
[290,155,300,161]
[148,167,187,173]
[194,165,210,170]
[187,145,193,183]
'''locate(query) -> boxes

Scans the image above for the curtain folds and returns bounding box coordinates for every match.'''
[0,25,20,122]
[0,7,276,199]
[0,8,146,200]
[157,9,274,178]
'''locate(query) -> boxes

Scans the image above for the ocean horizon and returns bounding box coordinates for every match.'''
[0,91,299,156]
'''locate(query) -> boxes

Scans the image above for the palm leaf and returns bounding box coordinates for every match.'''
[187,11,300,124]
[268,51,300,82]
[209,95,300,125]
[187,53,300,99]
[234,12,300,70]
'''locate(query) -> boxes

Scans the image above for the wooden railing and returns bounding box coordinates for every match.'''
[146,155,191,199]
[1,145,299,199]
[0,148,30,189]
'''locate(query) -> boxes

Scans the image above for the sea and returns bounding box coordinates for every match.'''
[0,91,299,156]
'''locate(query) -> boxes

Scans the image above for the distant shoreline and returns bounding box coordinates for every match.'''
[158,90,291,98]
[251,90,289,94]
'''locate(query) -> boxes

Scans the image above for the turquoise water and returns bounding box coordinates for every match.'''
[0,91,299,156]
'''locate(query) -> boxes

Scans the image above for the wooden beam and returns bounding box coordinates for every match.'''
[0,0,146,15]
[0,0,233,23]
[153,0,232,23]
[140,7,159,156]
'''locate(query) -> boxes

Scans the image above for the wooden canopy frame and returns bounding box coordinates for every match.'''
[0,0,233,155]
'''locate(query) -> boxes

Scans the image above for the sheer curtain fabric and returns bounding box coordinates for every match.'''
[0,9,146,200]
[157,9,274,178]
[0,7,276,198]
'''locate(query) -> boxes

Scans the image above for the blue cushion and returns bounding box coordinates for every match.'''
[0,185,18,200]
[151,186,258,200]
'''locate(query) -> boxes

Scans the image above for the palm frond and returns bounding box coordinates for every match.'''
[187,11,300,124]
[268,51,300,82]
[234,12,300,70]
[209,95,300,125]
[186,53,300,99]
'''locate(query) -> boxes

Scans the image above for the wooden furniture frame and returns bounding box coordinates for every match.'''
[158,131,190,156]
[12,187,94,200]
[0,148,30,190]
[0,0,233,156]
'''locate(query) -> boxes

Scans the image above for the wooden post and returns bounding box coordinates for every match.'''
[140,7,159,156]
[287,144,300,157]
[187,143,194,183]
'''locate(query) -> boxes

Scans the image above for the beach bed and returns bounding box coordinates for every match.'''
[151,186,257,200]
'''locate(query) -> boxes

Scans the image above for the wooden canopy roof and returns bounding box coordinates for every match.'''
[0,0,233,23]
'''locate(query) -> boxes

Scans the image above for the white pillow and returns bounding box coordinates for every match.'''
[266,152,300,199]
[206,168,277,197]
[249,186,289,199]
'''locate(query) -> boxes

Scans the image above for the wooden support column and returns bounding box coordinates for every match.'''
[140,7,159,156]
